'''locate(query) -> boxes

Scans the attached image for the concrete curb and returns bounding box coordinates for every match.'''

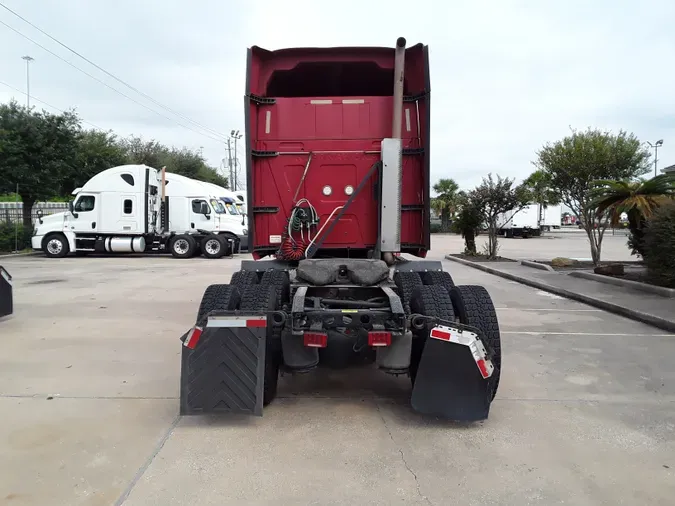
[520,260,554,272]
[445,255,675,333]
[0,251,41,258]
[568,270,675,298]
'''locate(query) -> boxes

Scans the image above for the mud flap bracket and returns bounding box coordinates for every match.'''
[179,311,268,416]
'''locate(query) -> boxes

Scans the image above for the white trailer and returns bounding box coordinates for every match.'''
[540,204,562,231]
[499,204,541,238]
[31,164,243,259]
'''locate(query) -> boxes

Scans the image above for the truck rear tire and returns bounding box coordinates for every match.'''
[170,234,197,258]
[421,270,455,289]
[259,269,290,308]
[449,285,501,400]
[409,285,455,384]
[393,271,423,314]
[43,233,70,258]
[240,284,281,406]
[201,235,226,259]
[196,284,241,324]
[230,270,259,291]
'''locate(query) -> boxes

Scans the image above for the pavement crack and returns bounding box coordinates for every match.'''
[376,402,433,506]
[114,414,180,506]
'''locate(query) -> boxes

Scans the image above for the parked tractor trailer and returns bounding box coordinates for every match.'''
[179,38,502,421]
[31,165,246,259]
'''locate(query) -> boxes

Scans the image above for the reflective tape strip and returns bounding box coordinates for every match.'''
[265,111,271,134]
[184,326,203,349]
[405,108,411,132]
[310,99,332,104]
[429,325,494,378]
[206,316,267,328]
[342,99,364,104]
[0,269,11,286]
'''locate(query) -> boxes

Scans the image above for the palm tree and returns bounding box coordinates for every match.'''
[523,169,560,228]
[431,178,459,232]
[589,173,675,257]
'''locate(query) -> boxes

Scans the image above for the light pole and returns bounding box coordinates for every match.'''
[230,130,243,190]
[21,55,34,108]
[647,139,664,176]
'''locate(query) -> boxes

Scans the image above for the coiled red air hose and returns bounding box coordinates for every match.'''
[280,237,305,261]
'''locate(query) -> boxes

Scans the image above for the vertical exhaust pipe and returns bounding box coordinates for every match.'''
[382,37,406,266]
[391,37,406,140]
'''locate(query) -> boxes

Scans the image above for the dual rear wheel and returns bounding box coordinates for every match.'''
[395,270,502,400]
[196,270,289,406]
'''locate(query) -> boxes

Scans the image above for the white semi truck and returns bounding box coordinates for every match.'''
[31,164,247,259]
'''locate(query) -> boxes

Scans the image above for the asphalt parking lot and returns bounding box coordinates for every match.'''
[1,234,673,505]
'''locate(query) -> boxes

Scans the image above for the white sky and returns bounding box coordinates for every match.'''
[1,0,673,192]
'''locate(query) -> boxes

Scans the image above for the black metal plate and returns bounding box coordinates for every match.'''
[0,266,13,319]
[180,322,266,416]
[411,337,491,422]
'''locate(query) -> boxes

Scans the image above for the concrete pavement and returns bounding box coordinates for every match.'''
[446,256,675,333]
[1,245,674,505]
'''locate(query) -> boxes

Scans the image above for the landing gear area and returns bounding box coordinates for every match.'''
[178,260,502,422]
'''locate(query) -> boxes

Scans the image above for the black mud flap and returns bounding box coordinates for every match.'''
[411,338,492,422]
[0,266,13,319]
[180,311,267,416]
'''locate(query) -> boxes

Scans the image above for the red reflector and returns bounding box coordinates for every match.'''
[429,328,451,341]
[476,359,490,379]
[184,326,203,349]
[304,332,328,348]
[246,319,267,328]
[368,331,391,347]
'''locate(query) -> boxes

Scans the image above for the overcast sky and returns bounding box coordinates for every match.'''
[1,0,673,192]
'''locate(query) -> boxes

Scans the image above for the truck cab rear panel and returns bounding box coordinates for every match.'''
[245,44,431,260]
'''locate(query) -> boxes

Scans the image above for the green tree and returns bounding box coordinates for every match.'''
[535,128,651,264]
[0,100,81,229]
[471,174,529,258]
[58,129,129,195]
[431,178,460,232]
[589,173,675,257]
[451,191,483,254]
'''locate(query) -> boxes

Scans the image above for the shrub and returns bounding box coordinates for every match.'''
[430,222,442,234]
[0,222,29,252]
[642,202,675,288]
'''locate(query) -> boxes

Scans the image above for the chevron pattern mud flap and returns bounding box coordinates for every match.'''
[411,325,494,422]
[0,266,12,319]
[179,312,267,416]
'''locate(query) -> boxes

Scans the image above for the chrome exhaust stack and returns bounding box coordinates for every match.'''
[380,37,406,266]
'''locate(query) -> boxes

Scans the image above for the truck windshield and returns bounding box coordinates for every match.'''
[209,199,226,214]
[225,203,239,215]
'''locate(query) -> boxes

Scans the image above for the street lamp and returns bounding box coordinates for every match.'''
[21,55,34,108]
[647,139,664,176]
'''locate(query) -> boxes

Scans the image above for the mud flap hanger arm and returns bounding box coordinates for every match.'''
[409,314,498,360]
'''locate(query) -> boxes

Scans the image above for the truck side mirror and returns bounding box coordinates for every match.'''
[36,209,44,225]
[68,200,79,219]
[200,202,211,218]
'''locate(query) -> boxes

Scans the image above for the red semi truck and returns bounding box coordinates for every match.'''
[178,38,502,421]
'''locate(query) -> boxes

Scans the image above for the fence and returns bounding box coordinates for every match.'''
[0,202,68,225]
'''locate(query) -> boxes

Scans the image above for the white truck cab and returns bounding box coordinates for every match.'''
[32,164,160,256]
[198,181,248,251]
[163,173,246,252]
[32,164,243,259]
